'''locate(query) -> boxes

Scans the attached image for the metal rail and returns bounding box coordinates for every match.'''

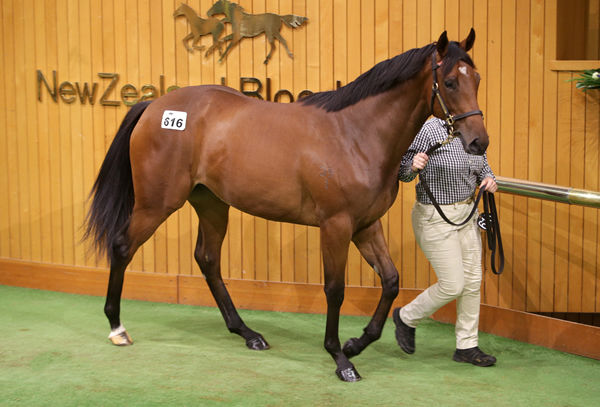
[496,176,600,208]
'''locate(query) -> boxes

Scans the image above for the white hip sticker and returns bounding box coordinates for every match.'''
[161,110,187,131]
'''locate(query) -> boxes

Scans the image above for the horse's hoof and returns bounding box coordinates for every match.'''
[109,330,133,346]
[246,336,270,350]
[342,337,363,358]
[336,367,362,382]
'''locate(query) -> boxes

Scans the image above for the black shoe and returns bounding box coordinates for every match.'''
[393,307,415,354]
[453,346,496,367]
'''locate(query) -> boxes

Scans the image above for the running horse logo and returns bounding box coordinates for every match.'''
[175,1,308,65]
[173,3,226,57]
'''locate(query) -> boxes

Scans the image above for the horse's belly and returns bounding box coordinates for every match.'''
[199,154,319,226]
[214,180,318,226]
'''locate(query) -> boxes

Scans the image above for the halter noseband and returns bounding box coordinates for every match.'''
[429,51,483,149]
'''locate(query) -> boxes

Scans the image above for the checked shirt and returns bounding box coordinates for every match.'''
[398,118,495,205]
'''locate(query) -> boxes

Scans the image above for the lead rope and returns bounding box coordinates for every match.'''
[420,50,502,273]
[417,144,504,274]
[417,163,503,275]
[483,191,504,275]
[417,150,484,228]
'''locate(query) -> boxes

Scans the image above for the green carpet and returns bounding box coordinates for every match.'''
[1,285,598,406]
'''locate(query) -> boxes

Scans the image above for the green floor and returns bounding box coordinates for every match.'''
[1,285,598,406]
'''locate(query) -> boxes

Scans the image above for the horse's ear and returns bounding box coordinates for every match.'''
[436,31,449,56]
[460,28,476,52]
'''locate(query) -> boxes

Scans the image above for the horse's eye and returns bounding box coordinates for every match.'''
[444,79,457,90]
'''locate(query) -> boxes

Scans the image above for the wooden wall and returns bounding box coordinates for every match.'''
[0,0,599,314]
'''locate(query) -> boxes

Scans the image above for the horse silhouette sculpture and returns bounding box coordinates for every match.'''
[85,30,487,382]
[173,3,225,57]
[207,0,308,64]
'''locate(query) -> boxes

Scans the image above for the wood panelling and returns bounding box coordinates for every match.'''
[0,0,599,315]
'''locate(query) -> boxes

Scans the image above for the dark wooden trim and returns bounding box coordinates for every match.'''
[1,259,598,360]
[178,274,425,315]
[0,259,178,302]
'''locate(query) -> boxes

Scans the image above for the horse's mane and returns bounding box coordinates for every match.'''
[224,0,244,12]
[300,41,474,112]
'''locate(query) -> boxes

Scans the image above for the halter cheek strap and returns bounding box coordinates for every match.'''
[430,51,483,144]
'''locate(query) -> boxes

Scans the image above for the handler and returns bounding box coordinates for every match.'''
[394,117,497,366]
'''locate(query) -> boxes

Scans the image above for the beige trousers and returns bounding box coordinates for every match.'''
[399,201,483,349]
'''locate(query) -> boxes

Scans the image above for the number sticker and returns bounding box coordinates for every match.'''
[161,110,187,131]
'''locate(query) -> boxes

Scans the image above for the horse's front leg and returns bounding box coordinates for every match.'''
[320,216,361,382]
[342,220,399,358]
[181,33,194,52]
[218,34,238,63]
[264,36,276,64]
[191,34,206,51]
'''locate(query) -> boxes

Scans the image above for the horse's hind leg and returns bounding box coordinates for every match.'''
[273,32,294,59]
[105,206,173,345]
[342,220,399,358]
[189,186,269,350]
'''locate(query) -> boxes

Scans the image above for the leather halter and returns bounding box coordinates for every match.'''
[428,50,483,153]
[416,52,504,275]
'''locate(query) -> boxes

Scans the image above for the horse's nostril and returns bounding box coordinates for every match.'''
[469,139,487,155]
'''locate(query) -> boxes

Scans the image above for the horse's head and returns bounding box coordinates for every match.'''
[173,3,190,18]
[206,0,222,16]
[207,0,230,17]
[430,29,488,155]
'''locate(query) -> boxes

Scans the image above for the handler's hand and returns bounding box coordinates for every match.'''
[480,177,497,193]
[411,152,429,173]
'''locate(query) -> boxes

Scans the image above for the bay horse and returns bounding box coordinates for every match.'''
[206,0,308,64]
[173,3,225,57]
[85,29,487,381]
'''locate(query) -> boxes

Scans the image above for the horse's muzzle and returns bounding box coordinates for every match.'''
[468,138,488,155]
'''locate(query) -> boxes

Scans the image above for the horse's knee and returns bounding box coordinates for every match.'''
[324,283,344,308]
[194,248,220,275]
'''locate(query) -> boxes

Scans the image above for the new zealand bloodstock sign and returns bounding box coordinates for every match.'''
[36,70,343,106]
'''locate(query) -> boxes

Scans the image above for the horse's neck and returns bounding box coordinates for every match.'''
[230,5,246,19]
[182,6,198,21]
[350,75,431,167]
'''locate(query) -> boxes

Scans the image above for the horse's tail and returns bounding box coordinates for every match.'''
[84,101,151,261]
[280,15,308,29]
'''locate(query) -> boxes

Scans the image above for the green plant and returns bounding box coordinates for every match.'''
[570,68,600,90]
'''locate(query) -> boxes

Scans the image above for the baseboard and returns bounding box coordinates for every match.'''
[1,258,598,360]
